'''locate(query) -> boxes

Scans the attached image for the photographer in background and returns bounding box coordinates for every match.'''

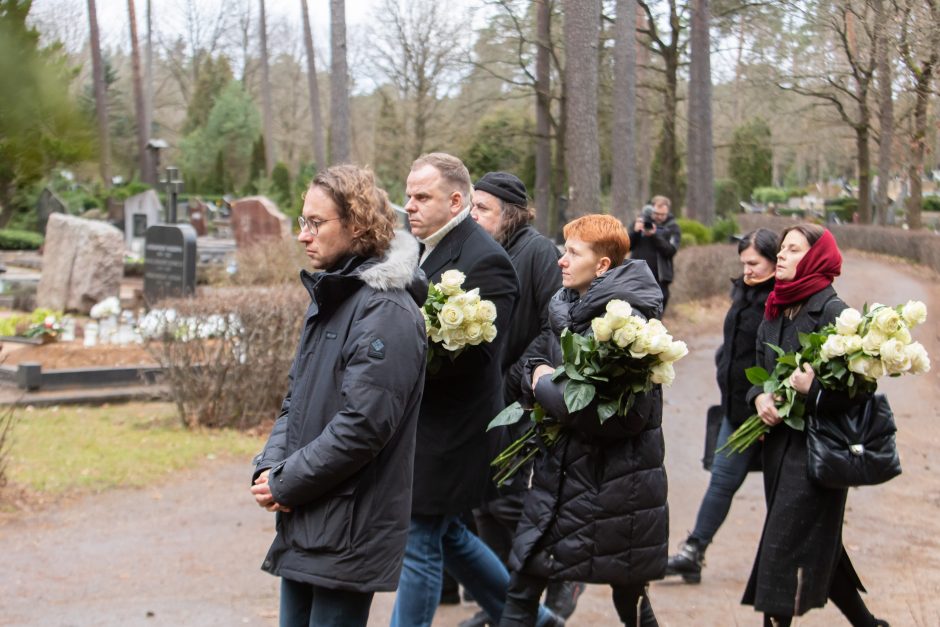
[629,196,681,313]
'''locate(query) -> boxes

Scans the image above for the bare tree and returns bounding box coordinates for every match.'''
[369,0,465,160]
[898,0,939,230]
[259,0,275,173]
[127,0,150,183]
[534,0,553,234]
[610,0,639,223]
[563,0,601,216]
[158,0,231,110]
[145,0,154,166]
[87,0,111,188]
[873,0,894,225]
[330,0,352,163]
[685,0,714,223]
[301,0,327,170]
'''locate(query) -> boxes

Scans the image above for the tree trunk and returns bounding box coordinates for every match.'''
[563,0,601,217]
[611,0,638,224]
[301,0,327,170]
[330,0,352,163]
[873,0,893,225]
[685,0,714,224]
[635,5,651,203]
[856,123,872,224]
[127,0,149,184]
[534,0,552,236]
[144,0,155,183]
[87,0,111,188]
[908,68,933,230]
[259,0,276,174]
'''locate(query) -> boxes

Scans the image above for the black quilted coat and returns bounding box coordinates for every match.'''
[508,260,669,586]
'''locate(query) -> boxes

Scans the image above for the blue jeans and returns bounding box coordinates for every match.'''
[279,577,373,627]
[691,417,759,545]
[391,514,555,627]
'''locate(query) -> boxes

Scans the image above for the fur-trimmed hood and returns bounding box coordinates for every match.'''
[360,230,422,291]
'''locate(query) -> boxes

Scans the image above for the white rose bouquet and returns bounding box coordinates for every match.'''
[488,299,688,485]
[722,300,931,454]
[422,269,499,372]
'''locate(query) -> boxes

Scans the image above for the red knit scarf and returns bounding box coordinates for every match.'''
[764,229,842,320]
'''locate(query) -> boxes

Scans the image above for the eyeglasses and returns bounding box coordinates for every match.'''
[298,216,340,235]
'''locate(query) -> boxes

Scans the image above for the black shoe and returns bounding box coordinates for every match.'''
[872,620,889,627]
[542,609,566,627]
[545,581,586,619]
[664,537,706,584]
[458,610,491,627]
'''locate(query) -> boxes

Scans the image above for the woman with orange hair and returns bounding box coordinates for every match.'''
[499,215,667,627]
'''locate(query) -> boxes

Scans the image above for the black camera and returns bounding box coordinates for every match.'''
[641,205,654,230]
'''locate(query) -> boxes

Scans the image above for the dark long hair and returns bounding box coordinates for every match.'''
[738,228,779,264]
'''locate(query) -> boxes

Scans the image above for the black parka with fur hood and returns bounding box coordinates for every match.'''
[253,231,428,592]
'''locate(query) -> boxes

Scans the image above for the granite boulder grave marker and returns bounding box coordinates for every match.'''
[37,214,124,314]
[143,224,197,303]
[36,187,67,234]
[124,190,163,255]
[230,196,291,247]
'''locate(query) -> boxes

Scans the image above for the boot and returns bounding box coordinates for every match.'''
[458,610,491,627]
[545,581,586,619]
[664,537,706,584]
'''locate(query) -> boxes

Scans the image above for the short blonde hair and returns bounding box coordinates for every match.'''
[412,152,472,206]
[651,195,671,210]
[312,165,396,258]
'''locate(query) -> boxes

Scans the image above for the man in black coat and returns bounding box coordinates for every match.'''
[391,154,562,627]
[629,195,681,312]
[250,165,428,626]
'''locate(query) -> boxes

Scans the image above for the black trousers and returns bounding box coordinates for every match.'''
[498,572,657,627]
[763,559,877,627]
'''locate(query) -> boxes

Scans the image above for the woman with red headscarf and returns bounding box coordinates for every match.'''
[743,224,889,627]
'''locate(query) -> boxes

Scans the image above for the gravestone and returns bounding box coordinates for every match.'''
[189,198,208,236]
[37,214,124,314]
[230,196,291,247]
[124,190,163,255]
[143,224,197,303]
[36,187,67,234]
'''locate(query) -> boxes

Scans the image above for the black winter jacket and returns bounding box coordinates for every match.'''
[742,286,866,615]
[509,260,669,586]
[253,232,428,592]
[715,276,775,427]
[412,217,519,515]
[628,215,681,284]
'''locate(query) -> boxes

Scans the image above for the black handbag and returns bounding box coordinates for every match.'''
[806,392,902,489]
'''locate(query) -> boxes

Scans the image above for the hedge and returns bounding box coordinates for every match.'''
[0,229,44,250]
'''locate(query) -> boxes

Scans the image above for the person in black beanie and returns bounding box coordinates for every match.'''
[468,172,584,625]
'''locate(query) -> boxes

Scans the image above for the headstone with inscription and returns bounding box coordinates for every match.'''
[36,187,67,234]
[143,224,197,303]
[124,190,163,255]
[230,196,291,247]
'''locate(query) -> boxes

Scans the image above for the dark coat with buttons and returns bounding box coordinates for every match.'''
[509,260,669,587]
[412,216,519,515]
[716,276,775,427]
[743,285,865,615]
[253,232,428,592]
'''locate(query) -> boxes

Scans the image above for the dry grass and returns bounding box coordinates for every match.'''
[205,237,309,286]
[670,243,741,306]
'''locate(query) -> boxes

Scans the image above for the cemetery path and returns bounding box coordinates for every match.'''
[0,251,938,627]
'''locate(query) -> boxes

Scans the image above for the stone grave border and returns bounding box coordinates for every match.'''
[0,362,163,392]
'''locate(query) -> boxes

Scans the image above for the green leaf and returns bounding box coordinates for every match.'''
[532,405,545,423]
[767,343,786,358]
[487,402,525,431]
[564,363,587,381]
[777,353,798,367]
[597,399,618,423]
[783,415,805,431]
[564,380,596,412]
[745,367,770,385]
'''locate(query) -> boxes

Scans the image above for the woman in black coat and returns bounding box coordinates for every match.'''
[666,228,778,583]
[499,215,667,627]
[744,224,888,627]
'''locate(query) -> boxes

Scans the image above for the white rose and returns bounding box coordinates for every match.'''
[463,288,481,305]
[879,338,911,375]
[646,332,672,355]
[464,322,484,345]
[861,329,887,356]
[901,300,927,327]
[843,334,863,354]
[848,355,885,381]
[661,340,689,363]
[604,300,633,330]
[482,323,498,343]
[645,319,667,336]
[438,270,466,296]
[478,300,497,323]
[429,326,443,343]
[629,328,653,358]
[891,326,911,345]
[461,303,480,322]
[612,317,643,349]
[592,317,613,342]
[650,362,676,386]
[441,327,467,351]
[835,308,863,336]
[820,334,848,361]
[906,342,931,375]
[871,306,903,337]
[439,303,465,329]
